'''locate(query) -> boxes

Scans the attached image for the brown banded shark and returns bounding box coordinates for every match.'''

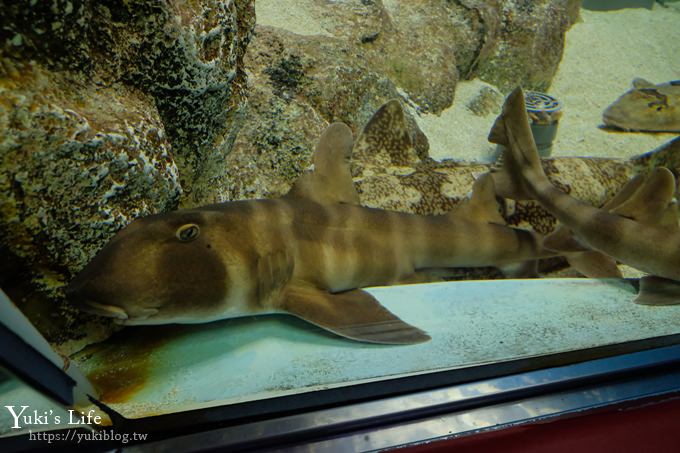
[350,98,680,277]
[66,121,547,345]
[490,86,680,305]
[602,78,680,133]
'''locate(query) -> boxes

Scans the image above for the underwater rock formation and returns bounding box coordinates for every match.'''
[218,0,580,204]
[0,0,255,346]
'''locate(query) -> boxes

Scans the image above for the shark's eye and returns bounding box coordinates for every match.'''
[176,224,200,242]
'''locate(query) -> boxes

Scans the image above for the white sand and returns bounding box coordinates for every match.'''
[405,80,504,161]
[421,7,680,162]
[549,7,680,159]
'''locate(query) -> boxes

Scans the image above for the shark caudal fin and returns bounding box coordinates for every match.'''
[282,282,430,344]
[286,122,361,205]
[489,87,550,200]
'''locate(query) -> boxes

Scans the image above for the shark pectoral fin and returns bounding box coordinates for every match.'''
[565,251,622,279]
[611,168,677,227]
[454,173,506,225]
[635,275,680,305]
[282,284,430,344]
[286,122,360,205]
[543,226,590,253]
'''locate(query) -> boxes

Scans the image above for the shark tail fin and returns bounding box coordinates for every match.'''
[489,87,550,200]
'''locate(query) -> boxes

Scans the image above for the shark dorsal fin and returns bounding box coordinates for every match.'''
[286,122,360,205]
[632,78,655,89]
[353,99,421,167]
[611,167,677,228]
[453,173,505,225]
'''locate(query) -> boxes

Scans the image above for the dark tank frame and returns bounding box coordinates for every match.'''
[2,285,680,452]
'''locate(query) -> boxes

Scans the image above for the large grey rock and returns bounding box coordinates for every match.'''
[0,0,255,348]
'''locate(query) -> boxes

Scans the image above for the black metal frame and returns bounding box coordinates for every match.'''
[0,323,75,406]
[121,342,680,452]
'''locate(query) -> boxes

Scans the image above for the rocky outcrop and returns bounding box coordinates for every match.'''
[0,0,255,347]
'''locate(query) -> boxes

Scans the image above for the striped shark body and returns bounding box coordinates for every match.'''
[602,79,680,133]
[490,87,680,305]
[351,100,680,235]
[66,121,546,345]
[350,99,680,277]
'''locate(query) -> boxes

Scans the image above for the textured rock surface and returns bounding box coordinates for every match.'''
[205,27,429,203]
[216,0,580,204]
[476,0,581,92]
[0,0,254,348]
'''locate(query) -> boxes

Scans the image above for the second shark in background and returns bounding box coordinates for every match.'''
[491,86,680,305]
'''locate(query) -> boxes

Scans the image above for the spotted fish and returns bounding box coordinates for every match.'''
[66,120,547,345]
